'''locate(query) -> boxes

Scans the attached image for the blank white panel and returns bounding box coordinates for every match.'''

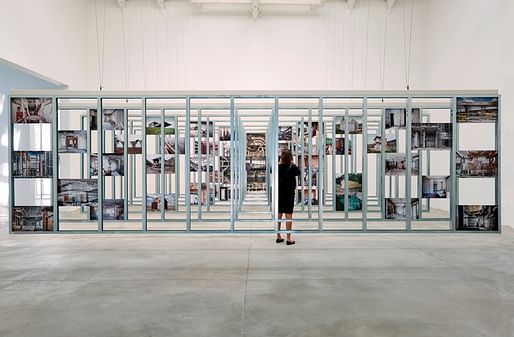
[458,178,496,205]
[14,178,52,206]
[13,124,52,151]
[458,124,496,150]
[422,151,450,175]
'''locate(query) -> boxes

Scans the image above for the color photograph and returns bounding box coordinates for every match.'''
[114,134,143,154]
[58,130,87,153]
[90,109,124,130]
[457,205,498,231]
[90,199,124,220]
[219,127,231,141]
[146,194,176,211]
[11,206,54,231]
[422,176,450,198]
[333,137,352,155]
[456,97,498,123]
[367,133,397,153]
[90,154,125,176]
[12,151,52,177]
[146,116,176,135]
[335,116,362,134]
[12,97,52,123]
[335,173,363,211]
[385,198,420,219]
[190,121,214,137]
[456,151,497,177]
[385,108,421,129]
[190,156,214,172]
[146,154,175,174]
[385,153,419,175]
[57,179,98,206]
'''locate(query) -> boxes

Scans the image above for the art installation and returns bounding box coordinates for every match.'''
[456,151,497,177]
[456,97,498,123]
[58,131,87,153]
[457,205,498,231]
[12,97,52,123]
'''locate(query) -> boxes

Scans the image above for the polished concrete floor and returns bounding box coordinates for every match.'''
[1,210,514,337]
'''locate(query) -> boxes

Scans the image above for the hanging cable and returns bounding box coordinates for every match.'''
[402,0,414,90]
[94,0,107,90]
[363,0,370,89]
[340,4,346,89]
[165,6,171,89]
[140,0,147,89]
[154,1,161,89]
[381,0,389,90]
[120,5,129,90]
[350,7,356,89]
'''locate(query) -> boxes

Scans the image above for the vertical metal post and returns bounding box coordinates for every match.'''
[124,108,129,220]
[332,118,336,212]
[450,97,457,231]
[307,108,312,219]
[344,109,349,221]
[229,98,235,231]
[273,97,279,233]
[142,98,147,231]
[160,108,165,221]
[318,98,324,231]
[8,96,13,234]
[52,97,59,232]
[97,99,104,232]
[362,98,368,230]
[496,94,501,232]
[185,97,192,231]
[406,97,413,231]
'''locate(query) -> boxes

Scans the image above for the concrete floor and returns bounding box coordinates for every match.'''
[1,210,514,337]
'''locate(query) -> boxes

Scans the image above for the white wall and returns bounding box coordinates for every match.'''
[0,0,89,88]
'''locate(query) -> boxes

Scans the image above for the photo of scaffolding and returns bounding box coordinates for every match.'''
[195,140,219,155]
[58,130,87,153]
[385,198,420,219]
[114,134,143,154]
[147,194,176,211]
[146,117,176,135]
[422,176,450,198]
[12,151,52,177]
[335,173,363,211]
[278,126,293,141]
[457,205,498,231]
[146,154,175,174]
[367,133,397,153]
[385,108,421,129]
[456,151,497,177]
[57,179,98,206]
[335,116,363,134]
[385,154,419,175]
[456,97,498,123]
[190,156,214,172]
[89,109,124,131]
[12,206,54,231]
[12,97,53,124]
[219,127,231,141]
[90,199,124,221]
[90,154,125,176]
[411,123,452,149]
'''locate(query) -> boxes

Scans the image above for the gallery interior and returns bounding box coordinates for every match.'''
[0,1,513,336]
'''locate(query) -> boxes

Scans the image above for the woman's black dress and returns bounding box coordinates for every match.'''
[278,163,301,214]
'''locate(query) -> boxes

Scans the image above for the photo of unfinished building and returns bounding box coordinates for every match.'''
[90,154,125,176]
[90,199,124,220]
[385,154,419,175]
[385,108,421,129]
[146,154,175,174]
[456,151,497,177]
[57,179,98,206]
[58,130,87,153]
[90,109,124,130]
[457,205,498,231]
[385,198,420,219]
[12,151,53,177]
[12,206,54,231]
[278,126,293,141]
[411,123,452,149]
[456,97,498,122]
[146,194,176,211]
[422,176,450,198]
[367,133,397,153]
[335,116,362,134]
[12,97,53,124]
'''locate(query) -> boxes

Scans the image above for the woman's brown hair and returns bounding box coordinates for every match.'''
[280,149,293,165]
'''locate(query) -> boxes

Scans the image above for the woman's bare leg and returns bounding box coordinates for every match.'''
[285,213,293,241]
[277,213,283,240]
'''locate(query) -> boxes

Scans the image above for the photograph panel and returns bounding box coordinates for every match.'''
[456,97,498,123]
[411,123,452,150]
[190,121,214,137]
[12,151,53,177]
[57,179,98,206]
[456,151,497,177]
[90,199,124,221]
[12,97,53,123]
[422,176,450,198]
[90,109,124,130]
[12,206,54,231]
[58,130,87,153]
[146,154,175,174]
[90,154,125,176]
[385,154,419,175]
[457,205,498,231]
[146,116,176,135]
[385,198,420,219]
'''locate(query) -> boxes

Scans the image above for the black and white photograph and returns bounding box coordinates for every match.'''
[385,198,420,219]
[57,179,98,206]
[335,116,362,134]
[278,126,293,141]
[190,121,214,137]
[90,199,124,220]
[12,97,53,123]
[367,133,397,153]
[58,130,87,153]
[456,151,497,177]
[146,116,176,135]
[219,127,231,141]
[11,206,54,231]
[146,194,176,211]
[247,170,267,192]
[195,140,219,155]
[246,158,266,171]
[146,154,175,174]
[422,176,450,198]
[456,97,498,123]
[385,153,419,175]
[90,109,124,130]
[12,151,52,177]
[114,134,143,154]
[247,133,266,158]
[90,154,124,176]
[411,123,452,149]
[190,156,214,172]
[457,205,498,231]
[385,108,421,129]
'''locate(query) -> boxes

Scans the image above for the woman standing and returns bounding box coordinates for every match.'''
[277,149,301,245]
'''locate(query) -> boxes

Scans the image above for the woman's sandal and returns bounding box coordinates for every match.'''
[276,238,285,243]
[286,240,296,245]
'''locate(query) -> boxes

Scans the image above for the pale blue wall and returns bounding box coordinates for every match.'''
[0,60,67,206]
